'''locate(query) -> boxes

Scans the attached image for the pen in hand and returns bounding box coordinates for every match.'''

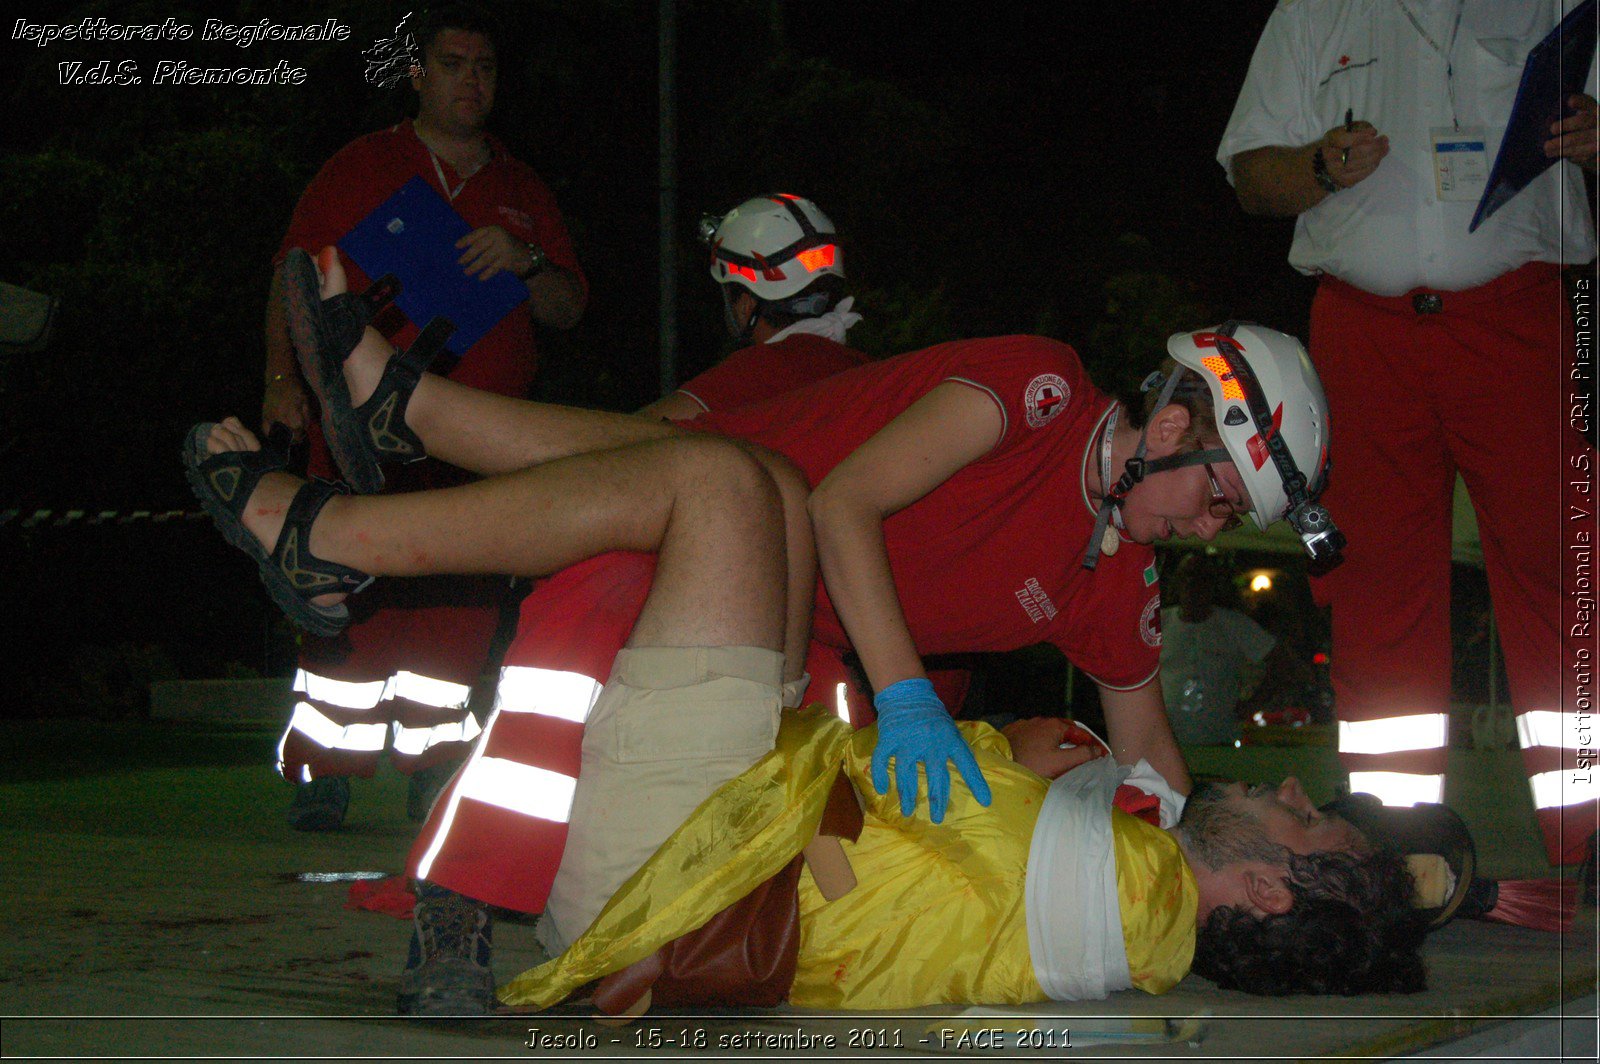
[1341,108,1354,165]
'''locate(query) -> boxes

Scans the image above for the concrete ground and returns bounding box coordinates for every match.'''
[1,715,1595,1061]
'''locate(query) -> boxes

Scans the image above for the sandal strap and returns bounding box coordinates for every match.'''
[196,445,289,514]
[270,478,375,597]
[321,273,401,362]
[355,317,456,465]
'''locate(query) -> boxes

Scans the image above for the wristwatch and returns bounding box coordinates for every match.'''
[1311,147,1341,194]
[517,242,550,280]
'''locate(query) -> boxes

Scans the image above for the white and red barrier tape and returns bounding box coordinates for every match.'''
[1,509,205,528]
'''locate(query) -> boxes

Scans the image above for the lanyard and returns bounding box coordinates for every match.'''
[428,149,468,202]
[1398,0,1465,129]
[1078,405,1123,564]
[1097,406,1126,535]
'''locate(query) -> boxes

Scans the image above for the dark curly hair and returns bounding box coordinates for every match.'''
[1192,847,1427,996]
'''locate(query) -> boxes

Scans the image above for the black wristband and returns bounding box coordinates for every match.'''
[517,243,549,280]
[1311,147,1341,194]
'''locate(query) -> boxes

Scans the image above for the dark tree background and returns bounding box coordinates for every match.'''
[2,0,1332,716]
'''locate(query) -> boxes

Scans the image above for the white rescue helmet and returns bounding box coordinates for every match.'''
[703,194,843,302]
[1166,322,1341,562]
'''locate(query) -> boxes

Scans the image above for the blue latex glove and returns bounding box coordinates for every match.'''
[870,677,992,823]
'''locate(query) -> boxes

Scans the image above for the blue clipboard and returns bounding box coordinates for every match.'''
[1469,0,1597,233]
[338,176,528,355]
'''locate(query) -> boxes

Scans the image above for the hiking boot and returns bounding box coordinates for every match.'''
[286,776,350,832]
[405,760,459,822]
[396,882,496,1016]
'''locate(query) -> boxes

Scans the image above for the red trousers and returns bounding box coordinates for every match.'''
[277,440,505,784]
[1312,263,1597,865]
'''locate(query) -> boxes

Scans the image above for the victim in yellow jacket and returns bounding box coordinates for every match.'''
[499,706,1195,1010]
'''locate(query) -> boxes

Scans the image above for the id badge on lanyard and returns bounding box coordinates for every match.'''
[1431,126,1489,202]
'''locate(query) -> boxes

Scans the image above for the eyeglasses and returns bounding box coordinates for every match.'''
[1204,463,1245,532]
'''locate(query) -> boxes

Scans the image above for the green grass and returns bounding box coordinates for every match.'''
[0,719,418,868]
[0,719,276,782]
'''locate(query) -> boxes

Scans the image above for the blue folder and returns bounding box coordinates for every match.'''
[338,176,528,355]
[1469,0,1597,233]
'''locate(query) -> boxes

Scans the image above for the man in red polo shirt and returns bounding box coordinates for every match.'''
[260,3,585,830]
[367,324,1333,1011]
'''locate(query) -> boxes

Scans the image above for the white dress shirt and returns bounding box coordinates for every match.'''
[1218,0,1596,295]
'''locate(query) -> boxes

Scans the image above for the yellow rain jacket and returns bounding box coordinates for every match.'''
[499,706,1195,1010]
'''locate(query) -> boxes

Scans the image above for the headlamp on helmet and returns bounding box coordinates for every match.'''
[697,213,724,248]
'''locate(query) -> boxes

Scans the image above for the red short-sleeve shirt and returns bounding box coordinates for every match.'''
[674,335,869,414]
[697,335,1161,690]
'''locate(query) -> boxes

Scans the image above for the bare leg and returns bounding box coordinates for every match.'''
[205,418,786,651]
[302,254,814,676]
[733,443,815,686]
[319,252,672,477]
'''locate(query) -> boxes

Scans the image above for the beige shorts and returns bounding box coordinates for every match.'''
[538,644,783,952]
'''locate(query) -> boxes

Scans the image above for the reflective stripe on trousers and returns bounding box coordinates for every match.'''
[1517,708,1600,810]
[278,667,479,780]
[411,666,602,885]
[1340,712,1449,807]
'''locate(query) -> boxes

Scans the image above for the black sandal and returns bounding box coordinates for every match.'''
[283,247,453,493]
[344,317,455,486]
[182,423,373,636]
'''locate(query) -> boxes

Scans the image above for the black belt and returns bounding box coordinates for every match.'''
[1413,293,1443,314]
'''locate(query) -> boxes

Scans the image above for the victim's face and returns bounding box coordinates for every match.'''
[1180,779,1366,867]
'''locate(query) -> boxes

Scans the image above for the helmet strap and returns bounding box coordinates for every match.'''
[1088,372,1177,569]
[1208,320,1319,515]
[721,285,758,345]
[1141,447,1230,476]
[769,289,835,319]
[1080,368,1232,570]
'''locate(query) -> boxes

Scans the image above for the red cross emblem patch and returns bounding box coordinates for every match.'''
[1023,373,1070,429]
[1139,592,1162,648]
